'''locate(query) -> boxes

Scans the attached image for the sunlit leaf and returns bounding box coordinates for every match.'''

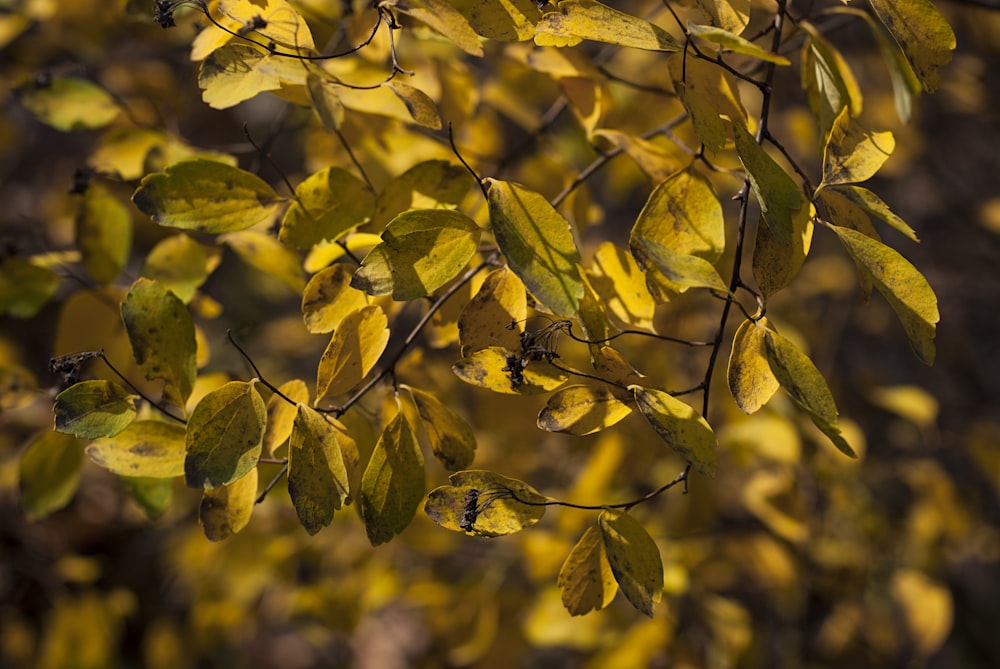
[16,76,120,131]
[631,386,718,477]
[752,203,815,299]
[75,184,132,285]
[386,81,442,130]
[800,21,862,137]
[537,385,632,436]
[199,467,258,541]
[743,469,808,543]
[696,0,749,34]
[763,329,857,457]
[558,525,618,615]
[668,54,747,154]
[592,129,687,183]
[394,0,484,56]
[19,431,83,519]
[452,0,540,41]
[733,122,802,246]
[0,256,58,318]
[818,108,895,190]
[86,420,187,478]
[315,305,389,399]
[404,385,477,471]
[598,509,663,617]
[219,230,305,292]
[370,160,472,230]
[868,385,938,429]
[587,242,656,332]
[452,346,568,395]
[832,185,918,242]
[199,44,288,109]
[829,225,938,365]
[121,278,197,408]
[352,209,481,300]
[632,236,727,291]
[301,264,370,334]
[535,0,681,51]
[54,380,136,439]
[133,159,284,234]
[263,379,310,455]
[424,470,546,536]
[727,318,779,414]
[184,380,267,488]
[359,412,425,545]
[306,73,344,132]
[457,266,527,354]
[486,179,584,317]
[280,166,374,249]
[892,569,954,657]
[687,23,790,65]
[288,405,351,535]
[869,0,955,92]
[216,0,316,51]
[141,234,218,303]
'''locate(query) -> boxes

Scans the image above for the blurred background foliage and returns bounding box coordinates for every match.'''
[1,0,999,667]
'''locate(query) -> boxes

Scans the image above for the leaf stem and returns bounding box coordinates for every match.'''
[97,351,187,424]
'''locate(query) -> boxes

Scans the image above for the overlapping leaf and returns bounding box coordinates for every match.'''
[54,380,136,439]
[220,230,305,292]
[184,380,267,488]
[424,470,546,536]
[452,346,568,395]
[404,386,477,471]
[263,379,310,455]
[18,431,83,519]
[631,386,718,477]
[315,306,389,400]
[280,167,375,249]
[457,267,527,354]
[359,412,425,545]
[301,264,370,334]
[537,385,632,436]
[733,123,803,246]
[800,21,863,138]
[818,109,895,191]
[288,405,352,534]
[598,509,663,617]
[199,467,258,541]
[687,23,789,65]
[558,525,618,616]
[16,76,120,131]
[727,318,780,414]
[87,420,188,478]
[535,0,681,51]
[869,0,955,92]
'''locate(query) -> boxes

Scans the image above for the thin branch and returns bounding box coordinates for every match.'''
[243,124,297,198]
[449,122,488,199]
[98,352,187,424]
[227,330,299,406]
[335,129,374,191]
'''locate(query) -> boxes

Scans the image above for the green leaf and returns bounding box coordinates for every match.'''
[219,230,305,292]
[19,431,84,519]
[301,264,371,334]
[359,412,425,545]
[199,467,258,541]
[122,476,173,520]
[315,306,390,400]
[263,379,310,455]
[486,179,584,317]
[631,386,718,477]
[16,76,120,131]
[306,73,344,132]
[280,167,374,249]
[121,278,197,408]
[763,329,857,458]
[0,256,58,318]
[86,420,187,478]
[632,237,727,292]
[288,405,352,535]
[800,21,863,138]
[733,122,803,246]
[832,185,918,243]
[818,108,895,191]
[535,0,681,51]
[352,209,481,301]
[752,204,815,299]
[537,385,632,436]
[424,470,546,537]
[75,184,132,285]
[452,346,568,395]
[132,159,284,234]
[829,225,938,365]
[394,0,484,56]
[457,266,527,354]
[558,525,618,616]
[598,509,663,617]
[184,380,267,488]
[386,81,442,130]
[371,160,472,231]
[141,234,217,303]
[54,380,137,439]
[728,318,780,414]
[869,0,955,93]
[686,22,790,65]
[404,385,477,471]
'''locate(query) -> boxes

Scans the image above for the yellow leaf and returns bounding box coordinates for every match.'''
[370,159,472,230]
[54,380,136,439]
[892,569,953,657]
[386,81,442,130]
[869,0,955,92]
[217,0,316,52]
[199,467,258,541]
[0,256,58,318]
[832,185,918,242]
[19,430,83,520]
[752,203,815,299]
[537,385,632,436]
[359,412,425,545]
[800,21,863,139]
[830,225,938,365]
[558,526,618,615]
[818,108,895,190]
[301,264,371,334]
[727,318,779,414]
[598,509,663,617]
[733,122,803,246]
[219,230,305,292]
[535,0,681,52]
[404,385,477,471]
[184,380,267,488]
[315,305,389,399]
[424,470,546,536]
[458,266,528,354]
[86,421,186,478]
[485,179,584,317]
[198,45,283,109]
[263,379,310,455]
[306,73,344,132]
[742,468,808,543]
[16,76,120,131]
[868,385,938,429]
[631,386,718,477]
[280,166,374,250]
[394,0,485,56]
[141,234,217,303]
[587,241,656,332]
[452,346,569,395]
[451,0,540,41]
[669,54,748,154]
[687,23,790,65]
[288,405,352,534]
[632,237,727,291]
[75,184,132,285]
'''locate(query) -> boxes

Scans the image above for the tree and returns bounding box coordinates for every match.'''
[2,0,991,666]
